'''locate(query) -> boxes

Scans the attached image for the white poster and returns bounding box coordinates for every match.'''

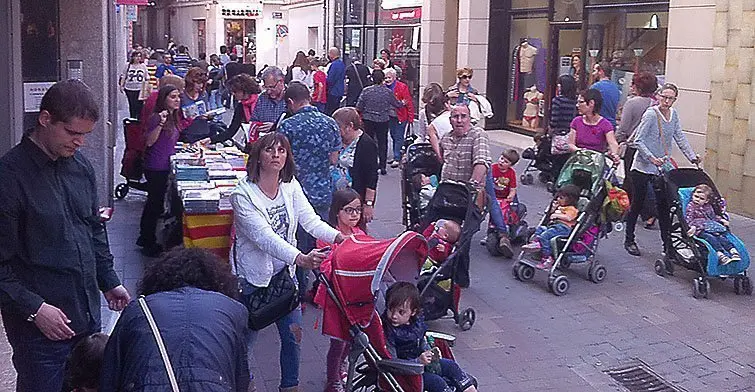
[23,82,56,113]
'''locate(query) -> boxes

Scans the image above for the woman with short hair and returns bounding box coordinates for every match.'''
[197,73,262,145]
[567,88,619,158]
[356,69,404,175]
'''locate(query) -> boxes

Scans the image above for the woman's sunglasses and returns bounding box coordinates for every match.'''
[459,75,472,80]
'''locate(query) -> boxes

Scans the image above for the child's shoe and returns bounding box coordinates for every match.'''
[729,248,741,261]
[536,256,554,270]
[717,252,732,265]
[521,241,542,253]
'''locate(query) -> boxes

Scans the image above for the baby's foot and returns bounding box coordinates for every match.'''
[729,248,741,261]
[536,256,554,270]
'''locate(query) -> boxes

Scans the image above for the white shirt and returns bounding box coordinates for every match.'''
[291,67,314,91]
[248,185,290,275]
[122,63,148,91]
[430,111,453,140]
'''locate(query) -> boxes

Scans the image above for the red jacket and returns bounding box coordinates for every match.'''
[392,81,415,123]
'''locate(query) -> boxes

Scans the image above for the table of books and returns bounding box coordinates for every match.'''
[170,144,247,260]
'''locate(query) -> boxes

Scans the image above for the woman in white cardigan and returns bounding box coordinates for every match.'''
[231,132,343,392]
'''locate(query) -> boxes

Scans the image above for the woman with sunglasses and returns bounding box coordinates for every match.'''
[447,67,479,106]
[623,83,699,258]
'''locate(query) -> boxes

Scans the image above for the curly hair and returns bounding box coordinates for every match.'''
[138,248,239,299]
[184,67,208,93]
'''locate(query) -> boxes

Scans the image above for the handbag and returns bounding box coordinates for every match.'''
[138,296,180,392]
[656,108,678,173]
[550,129,571,155]
[233,237,299,331]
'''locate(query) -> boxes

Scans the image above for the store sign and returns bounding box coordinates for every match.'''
[381,0,422,10]
[391,8,421,21]
[221,7,262,18]
[23,82,56,113]
[125,5,138,22]
[272,12,283,19]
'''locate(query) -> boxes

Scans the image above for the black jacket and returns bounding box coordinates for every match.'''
[350,133,379,201]
[100,287,250,392]
[345,63,371,107]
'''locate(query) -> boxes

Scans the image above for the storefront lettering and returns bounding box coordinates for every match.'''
[221,8,261,18]
[390,8,421,20]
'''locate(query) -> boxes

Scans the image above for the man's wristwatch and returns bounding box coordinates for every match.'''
[27,311,39,322]
[365,200,375,207]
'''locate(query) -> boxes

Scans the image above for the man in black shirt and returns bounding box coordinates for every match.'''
[0,80,131,391]
[344,60,371,107]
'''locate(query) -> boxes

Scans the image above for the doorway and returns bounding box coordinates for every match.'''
[546,23,582,119]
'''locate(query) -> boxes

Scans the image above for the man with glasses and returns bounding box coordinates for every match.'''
[155,53,177,79]
[590,61,621,128]
[251,66,288,133]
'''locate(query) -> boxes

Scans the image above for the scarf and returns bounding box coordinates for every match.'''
[242,94,259,122]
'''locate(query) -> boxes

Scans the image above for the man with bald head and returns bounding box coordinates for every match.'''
[325,47,346,115]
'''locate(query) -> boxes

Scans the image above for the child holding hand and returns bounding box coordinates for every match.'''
[522,184,580,269]
[685,184,740,265]
[382,282,477,392]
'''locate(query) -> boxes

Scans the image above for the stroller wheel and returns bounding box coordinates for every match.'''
[588,264,607,283]
[485,232,502,257]
[458,308,475,331]
[538,172,551,184]
[693,277,709,299]
[549,275,570,296]
[516,263,536,282]
[654,259,667,277]
[546,181,556,193]
[114,183,129,200]
[743,277,753,296]
[734,277,743,295]
[520,173,534,185]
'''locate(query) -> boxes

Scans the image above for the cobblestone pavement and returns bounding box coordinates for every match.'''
[1,137,754,391]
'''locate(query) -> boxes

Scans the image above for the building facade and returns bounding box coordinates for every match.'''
[0,0,128,203]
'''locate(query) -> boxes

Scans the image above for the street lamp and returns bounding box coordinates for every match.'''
[633,48,643,73]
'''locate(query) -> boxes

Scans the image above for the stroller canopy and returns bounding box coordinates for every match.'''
[556,149,607,195]
[323,232,428,340]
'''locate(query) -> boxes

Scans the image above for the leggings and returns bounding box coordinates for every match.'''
[624,170,672,253]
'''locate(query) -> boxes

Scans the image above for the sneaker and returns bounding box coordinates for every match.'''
[390,161,399,168]
[498,236,514,258]
[387,159,394,165]
[730,248,741,261]
[521,241,542,252]
[480,237,487,246]
[718,252,733,265]
[536,256,554,270]
[624,241,641,256]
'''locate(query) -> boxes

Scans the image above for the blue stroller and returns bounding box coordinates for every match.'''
[655,168,751,298]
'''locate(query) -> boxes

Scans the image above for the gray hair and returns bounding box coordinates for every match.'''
[261,66,285,82]
[383,67,397,78]
[329,47,341,57]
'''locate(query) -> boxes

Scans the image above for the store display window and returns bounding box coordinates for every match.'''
[225,19,256,63]
[375,26,420,110]
[505,15,549,132]
[586,10,668,113]
[511,0,548,9]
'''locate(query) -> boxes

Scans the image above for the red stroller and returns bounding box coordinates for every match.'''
[317,232,466,392]
[115,118,149,199]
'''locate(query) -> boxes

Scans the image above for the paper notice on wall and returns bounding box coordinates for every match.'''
[23,82,56,113]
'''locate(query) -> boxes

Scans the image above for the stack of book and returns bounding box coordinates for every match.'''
[175,165,209,182]
[182,189,220,214]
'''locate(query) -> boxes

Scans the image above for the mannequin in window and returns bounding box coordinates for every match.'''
[523,85,543,129]
[516,38,538,122]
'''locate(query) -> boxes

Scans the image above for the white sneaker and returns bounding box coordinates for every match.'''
[729,248,741,261]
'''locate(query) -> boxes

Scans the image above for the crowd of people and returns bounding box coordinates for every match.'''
[1,35,727,392]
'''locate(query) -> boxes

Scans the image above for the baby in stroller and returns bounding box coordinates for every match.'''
[383,282,478,392]
[424,219,462,267]
[413,173,440,212]
[685,184,741,265]
[522,184,580,269]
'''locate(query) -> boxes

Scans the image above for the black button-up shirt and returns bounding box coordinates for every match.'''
[0,136,121,334]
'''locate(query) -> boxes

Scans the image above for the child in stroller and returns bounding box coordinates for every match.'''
[484,149,530,257]
[522,184,580,270]
[685,184,740,265]
[383,282,478,392]
[424,219,462,267]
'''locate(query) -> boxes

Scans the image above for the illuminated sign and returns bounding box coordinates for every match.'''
[391,8,421,20]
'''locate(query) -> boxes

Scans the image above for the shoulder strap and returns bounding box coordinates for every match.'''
[352,63,364,90]
[138,297,180,392]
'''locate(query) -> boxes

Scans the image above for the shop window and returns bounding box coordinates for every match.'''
[505,15,550,132]
[345,0,364,24]
[511,0,548,10]
[586,10,668,105]
[366,0,377,24]
[554,0,583,22]
[334,0,345,25]
[225,19,256,63]
[343,28,365,64]
[334,28,344,55]
[376,26,420,111]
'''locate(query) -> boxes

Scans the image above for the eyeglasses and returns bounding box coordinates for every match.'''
[341,207,363,215]
[459,75,471,80]
[577,99,586,104]
[263,79,282,90]
[659,95,677,101]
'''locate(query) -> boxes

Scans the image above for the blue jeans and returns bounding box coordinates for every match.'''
[2,308,93,392]
[423,358,466,392]
[209,89,222,110]
[389,117,406,162]
[536,223,572,257]
[486,170,507,233]
[246,303,303,388]
[698,231,734,255]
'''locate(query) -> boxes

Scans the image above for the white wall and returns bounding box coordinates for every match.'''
[285,1,325,63]
[170,4,208,55]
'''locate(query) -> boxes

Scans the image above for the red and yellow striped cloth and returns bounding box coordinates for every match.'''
[182,212,234,261]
